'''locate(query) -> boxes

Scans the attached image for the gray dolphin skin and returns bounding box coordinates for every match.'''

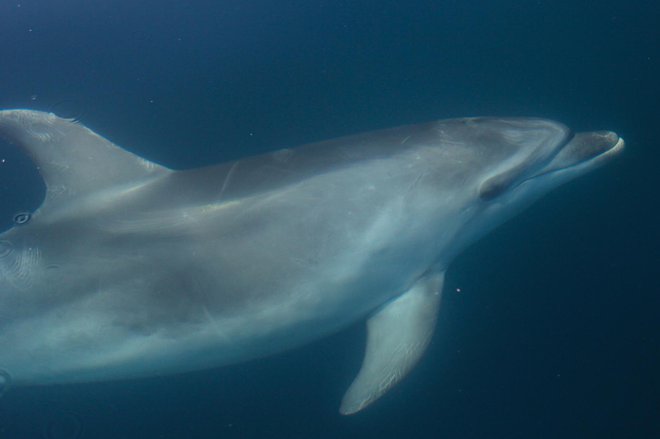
[0,110,623,414]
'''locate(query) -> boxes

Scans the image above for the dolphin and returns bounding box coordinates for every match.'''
[0,110,623,414]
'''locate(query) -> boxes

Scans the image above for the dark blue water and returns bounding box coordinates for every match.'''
[0,1,658,438]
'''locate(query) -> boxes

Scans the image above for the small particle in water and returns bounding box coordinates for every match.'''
[456,287,462,293]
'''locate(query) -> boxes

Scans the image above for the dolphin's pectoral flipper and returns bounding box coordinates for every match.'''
[340,272,445,415]
[0,110,170,209]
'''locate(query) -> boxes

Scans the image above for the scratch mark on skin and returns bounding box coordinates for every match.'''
[203,305,223,337]
[218,162,238,199]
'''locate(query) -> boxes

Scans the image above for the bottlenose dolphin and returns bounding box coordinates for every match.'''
[0,110,623,414]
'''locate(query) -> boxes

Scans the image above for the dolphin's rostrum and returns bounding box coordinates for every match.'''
[0,110,623,413]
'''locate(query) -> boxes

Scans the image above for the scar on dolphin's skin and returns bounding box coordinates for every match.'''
[218,162,238,199]
[13,212,31,225]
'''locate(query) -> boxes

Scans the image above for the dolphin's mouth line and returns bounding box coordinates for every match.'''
[481,134,623,201]
[599,137,625,157]
[528,135,624,181]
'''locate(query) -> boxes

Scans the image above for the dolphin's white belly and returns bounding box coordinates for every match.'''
[1,245,425,384]
[1,182,458,385]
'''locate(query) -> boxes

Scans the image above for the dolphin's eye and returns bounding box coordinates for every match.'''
[479,180,508,201]
[13,212,31,225]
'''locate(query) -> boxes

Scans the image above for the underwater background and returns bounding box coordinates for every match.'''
[0,0,658,438]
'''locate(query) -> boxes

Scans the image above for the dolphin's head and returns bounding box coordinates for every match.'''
[422,118,624,250]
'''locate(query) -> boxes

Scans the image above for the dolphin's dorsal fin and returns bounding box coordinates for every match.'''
[340,271,445,414]
[0,110,170,209]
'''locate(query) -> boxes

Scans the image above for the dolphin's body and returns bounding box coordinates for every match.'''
[0,110,622,413]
